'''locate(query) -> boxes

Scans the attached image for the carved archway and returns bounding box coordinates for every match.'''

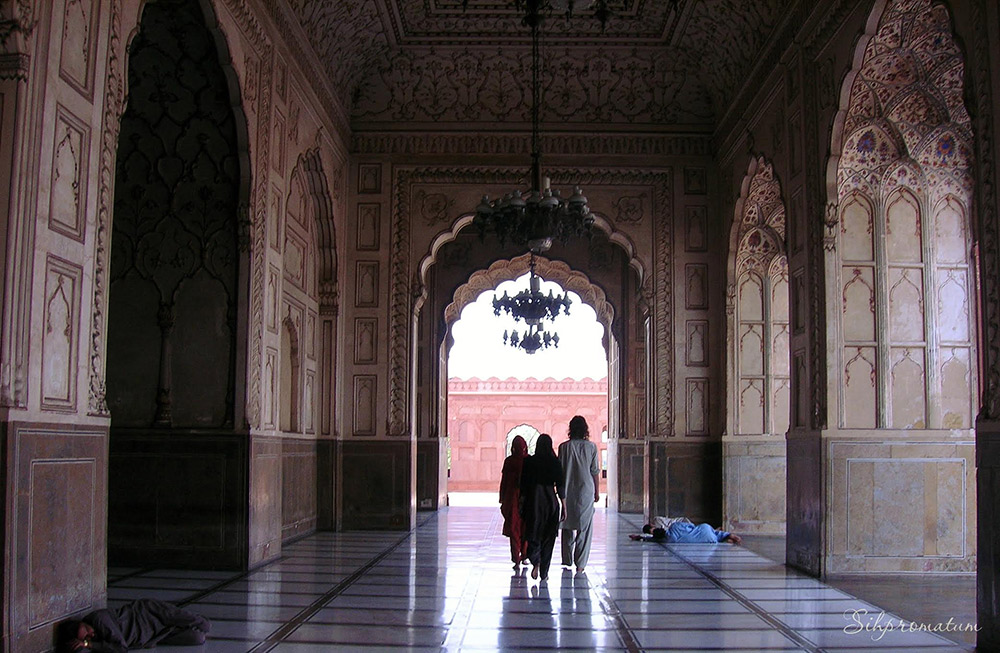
[443,254,614,355]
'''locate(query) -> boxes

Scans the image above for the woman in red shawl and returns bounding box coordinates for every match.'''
[499,435,530,567]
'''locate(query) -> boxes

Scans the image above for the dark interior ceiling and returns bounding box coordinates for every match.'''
[284,0,792,130]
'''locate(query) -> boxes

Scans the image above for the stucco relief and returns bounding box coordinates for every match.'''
[285,0,792,125]
[353,45,712,125]
[0,0,36,61]
[350,133,712,157]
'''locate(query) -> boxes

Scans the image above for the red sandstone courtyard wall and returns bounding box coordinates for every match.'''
[447,377,609,492]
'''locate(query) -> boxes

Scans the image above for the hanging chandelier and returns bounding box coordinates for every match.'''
[494,253,571,354]
[471,0,597,254]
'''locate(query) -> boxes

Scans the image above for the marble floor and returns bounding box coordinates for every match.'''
[107,507,976,651]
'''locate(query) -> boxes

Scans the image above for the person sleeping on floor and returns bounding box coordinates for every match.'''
[59,598,210,652]
[629,515,742,544]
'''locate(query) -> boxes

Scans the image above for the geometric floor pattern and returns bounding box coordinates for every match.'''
[107,507,974,651]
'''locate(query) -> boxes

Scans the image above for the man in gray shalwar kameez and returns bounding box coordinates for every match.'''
[557,415,601,573]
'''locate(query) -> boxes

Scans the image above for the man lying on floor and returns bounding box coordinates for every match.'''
[629,516,743,544]
[59,598,210,652]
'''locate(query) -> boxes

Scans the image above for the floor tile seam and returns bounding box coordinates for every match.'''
[587,571,646,652]
[661,543,828,653]
[243,518,430,653]
[105,566,159,587]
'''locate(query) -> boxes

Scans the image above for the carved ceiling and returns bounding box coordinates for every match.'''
[284,0,792,129]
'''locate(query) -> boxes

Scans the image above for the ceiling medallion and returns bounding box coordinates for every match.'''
[471,0,599,255]
[495,253,571,354]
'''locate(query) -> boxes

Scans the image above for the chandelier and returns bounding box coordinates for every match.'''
[494,253,571,354]
[471,0,597,254]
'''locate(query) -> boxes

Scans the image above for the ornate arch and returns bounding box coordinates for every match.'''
[442,254,614,351]
[418,212,646,291]
[393,166,672,436]
[87,0,263,420]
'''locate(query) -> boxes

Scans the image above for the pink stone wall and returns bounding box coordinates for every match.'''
[447,377,609,492]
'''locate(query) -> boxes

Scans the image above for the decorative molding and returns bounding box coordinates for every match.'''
[0,52,29,79]
[248,43,274,429]
[350,132,713,157]
[87,0,123,416]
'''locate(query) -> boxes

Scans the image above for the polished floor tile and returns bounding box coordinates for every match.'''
[106,507,975,651]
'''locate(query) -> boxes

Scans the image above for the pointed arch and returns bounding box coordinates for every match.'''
[443,254,614,354]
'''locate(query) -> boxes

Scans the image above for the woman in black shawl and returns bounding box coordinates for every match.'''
[519,433,564,580]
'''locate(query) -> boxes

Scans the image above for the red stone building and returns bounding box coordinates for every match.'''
[447,377,609,492]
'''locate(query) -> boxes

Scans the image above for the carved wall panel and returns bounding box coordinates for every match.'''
[358,163,381,194]
[272,112,285,175]
[355,317,377,364]
[355,261,379,307]
[269,186,282,252]
[686,378,709,435]
[41,257,82,411]
[686,320,708,367]
[49,107,89,241]
[267,266,279,332]
[304,371,315,433]
[684,205,707,252]
[353,375,376,435]
[264,347,277,429]
[283,233,306,290]
[357,203,381,250]
[58,0,100,98]
[306,311,316,360]
[685,264,707,310]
